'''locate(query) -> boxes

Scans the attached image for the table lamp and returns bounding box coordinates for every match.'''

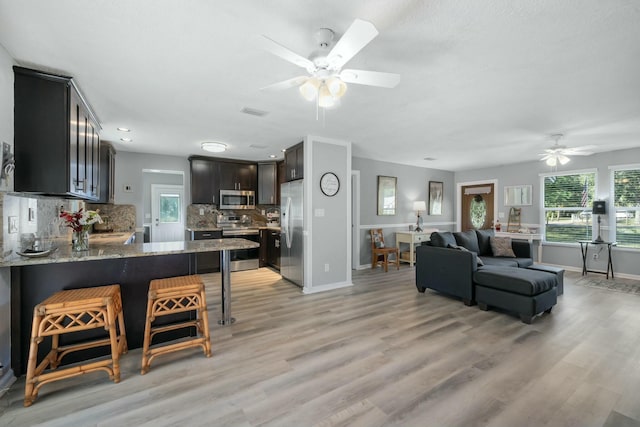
[413,201,426,232]
[592,200,606,243]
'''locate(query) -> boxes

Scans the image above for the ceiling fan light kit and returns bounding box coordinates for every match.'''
[261,18,400,111]
[539,133,594,167]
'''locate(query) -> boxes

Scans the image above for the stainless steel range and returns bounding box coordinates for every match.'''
[217,214,260,271]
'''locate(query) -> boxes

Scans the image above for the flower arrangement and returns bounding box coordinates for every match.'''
[60,208,103,232]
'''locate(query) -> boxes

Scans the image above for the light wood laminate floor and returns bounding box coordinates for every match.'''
[2,267,640,427]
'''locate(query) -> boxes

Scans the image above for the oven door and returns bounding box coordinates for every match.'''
[222,230,260,271]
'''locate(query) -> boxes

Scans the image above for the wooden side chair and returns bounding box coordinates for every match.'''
[370,228,400,272]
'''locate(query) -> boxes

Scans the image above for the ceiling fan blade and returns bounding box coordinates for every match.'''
[260,76,309,91]
[539,154,553,161]
[260,36,315,72]
[327,19,379,70]
[340,69,400,88]
[563,150,594,156]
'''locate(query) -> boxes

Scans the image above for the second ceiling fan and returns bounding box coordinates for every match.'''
[260,19,400,109]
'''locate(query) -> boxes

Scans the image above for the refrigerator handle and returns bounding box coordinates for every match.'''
[285,197,292,249]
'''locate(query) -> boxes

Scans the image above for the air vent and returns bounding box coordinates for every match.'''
[423,157,437,161]
[249,144,268,149]
[241,107,269,117]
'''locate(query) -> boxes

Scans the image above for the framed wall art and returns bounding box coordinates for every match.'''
[504,184,532,206]
[429,181,443,215]
[377,175,397,216]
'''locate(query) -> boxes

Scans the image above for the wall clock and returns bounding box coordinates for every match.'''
[320,172,340,197]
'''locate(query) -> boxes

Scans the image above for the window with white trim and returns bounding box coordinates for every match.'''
[612,168,640,248]
[542,171,596,243]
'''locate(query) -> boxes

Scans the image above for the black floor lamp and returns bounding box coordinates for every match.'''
[592,200,606,243]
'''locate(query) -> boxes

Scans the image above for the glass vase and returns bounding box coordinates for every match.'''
[72,230,90,252]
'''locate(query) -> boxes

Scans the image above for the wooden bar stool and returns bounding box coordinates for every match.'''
[141,275,211,374]
[24,284,128,407]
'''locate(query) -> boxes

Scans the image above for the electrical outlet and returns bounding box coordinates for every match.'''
[324,263,330,272]
[199,208,205,216]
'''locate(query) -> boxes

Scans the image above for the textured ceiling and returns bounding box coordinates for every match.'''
[1,0,639,171]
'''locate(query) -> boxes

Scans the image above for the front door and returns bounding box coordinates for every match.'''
[460,183,495,231]
[151,184,185,242]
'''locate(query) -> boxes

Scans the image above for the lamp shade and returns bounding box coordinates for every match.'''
[592,200,606,215]
[413,201,427,212]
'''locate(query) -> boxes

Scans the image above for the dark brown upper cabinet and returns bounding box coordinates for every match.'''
[258,162,277,205]
[14,66,101,200]
[284,141,303,181]
[189,156,257,205]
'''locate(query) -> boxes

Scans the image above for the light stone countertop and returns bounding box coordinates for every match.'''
[2,238,259,267]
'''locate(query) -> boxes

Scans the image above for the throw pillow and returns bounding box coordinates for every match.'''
[490,236,516,257]
[374,240,385,249]
[475,229,495,256]
[430,231,457,248]
[453,230,480,253]
[447,244,484,266]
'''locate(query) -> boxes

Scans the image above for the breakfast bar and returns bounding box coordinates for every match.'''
[3,238,259,376]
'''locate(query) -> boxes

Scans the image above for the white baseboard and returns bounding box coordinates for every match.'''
[0,368,16,398]
[303,281,353,294]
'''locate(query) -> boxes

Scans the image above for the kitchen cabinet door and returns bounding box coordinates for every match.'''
[284,142,303,181]
[267,229,281,269]
[190,158,216,204]
[97,142,115,204]
[258,162,277,205]
[236,162,257,191]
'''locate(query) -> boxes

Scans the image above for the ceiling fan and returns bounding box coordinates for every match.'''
[260,19,400,109]
[539,134,595,166]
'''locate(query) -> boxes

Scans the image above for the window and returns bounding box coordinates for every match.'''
[160,193,180,223]
[542,171,596,243]
[612,168,640,248]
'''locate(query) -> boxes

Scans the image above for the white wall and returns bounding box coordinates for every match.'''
[0,42,15,387]
[455,147,640,277]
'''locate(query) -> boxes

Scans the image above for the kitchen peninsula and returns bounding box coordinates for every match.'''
[4,238,259,376]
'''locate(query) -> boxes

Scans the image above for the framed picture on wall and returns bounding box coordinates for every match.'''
[377,175,397,215]
[429,181,443,215]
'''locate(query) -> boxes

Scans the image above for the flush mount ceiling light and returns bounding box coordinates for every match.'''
[120,137,132,142]
[201,142,227,153]
[117,127,130,132]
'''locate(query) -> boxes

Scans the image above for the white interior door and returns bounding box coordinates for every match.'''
[151,184,185,242]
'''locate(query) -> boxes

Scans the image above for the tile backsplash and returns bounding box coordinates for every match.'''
[1,192,135,255]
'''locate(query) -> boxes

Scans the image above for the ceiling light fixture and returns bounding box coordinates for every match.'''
[201,142,227,153]
[269,154,277,158]
[117,127,130,132]
[299,76,347,109]
[120,137,132,142]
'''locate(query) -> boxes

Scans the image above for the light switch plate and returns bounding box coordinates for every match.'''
[123,184,133,193]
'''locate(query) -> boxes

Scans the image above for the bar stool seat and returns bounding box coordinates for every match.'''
[141,275,211,374]
[24,284,128,407]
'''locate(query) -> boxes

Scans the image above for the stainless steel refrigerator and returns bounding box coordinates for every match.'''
[281,180,304,287]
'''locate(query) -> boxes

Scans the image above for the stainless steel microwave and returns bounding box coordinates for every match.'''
[219,190,255,210]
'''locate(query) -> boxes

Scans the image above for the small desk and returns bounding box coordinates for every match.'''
[395,231,432,266]
[578,240,617,279]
